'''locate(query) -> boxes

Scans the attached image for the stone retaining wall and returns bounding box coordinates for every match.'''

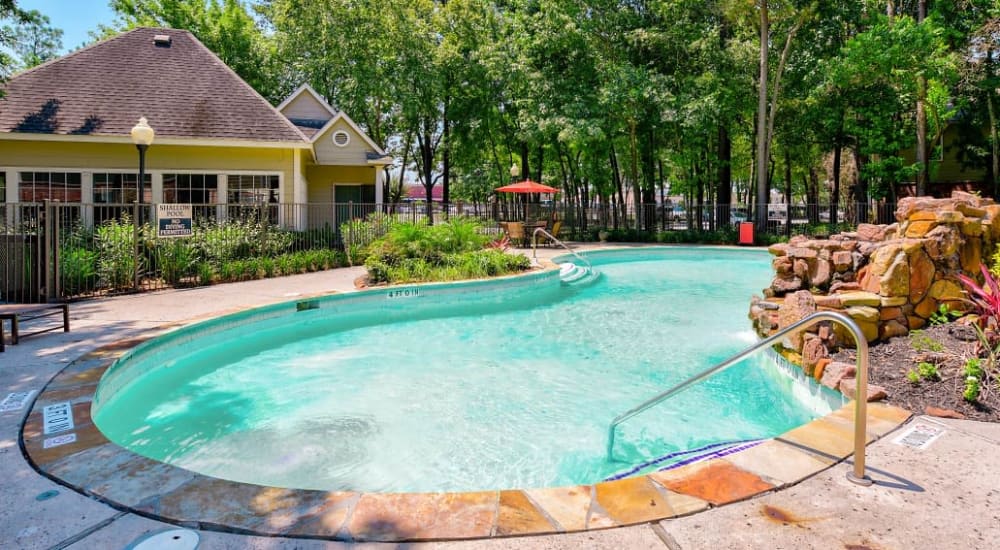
[749,191,996,401]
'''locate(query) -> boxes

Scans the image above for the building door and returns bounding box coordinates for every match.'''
[334,185,376,225]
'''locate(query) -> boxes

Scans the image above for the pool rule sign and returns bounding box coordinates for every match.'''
[156,204,193,238]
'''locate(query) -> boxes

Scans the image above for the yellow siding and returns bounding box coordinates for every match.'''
[305,164,376,186]
[280,93,333,123]
[312,119,375,166]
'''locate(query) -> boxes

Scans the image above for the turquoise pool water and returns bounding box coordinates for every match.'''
[93,247,842,493]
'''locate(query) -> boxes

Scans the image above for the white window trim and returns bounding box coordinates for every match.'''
[332,130,351,147]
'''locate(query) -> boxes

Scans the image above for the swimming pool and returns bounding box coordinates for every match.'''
[93,247,843,493]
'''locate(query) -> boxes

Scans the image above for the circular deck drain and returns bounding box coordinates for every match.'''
[128,528,199,550]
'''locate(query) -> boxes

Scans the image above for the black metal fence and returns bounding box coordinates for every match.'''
[0,200,894,303]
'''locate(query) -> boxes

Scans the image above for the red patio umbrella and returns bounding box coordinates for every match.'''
[495,179,559,194]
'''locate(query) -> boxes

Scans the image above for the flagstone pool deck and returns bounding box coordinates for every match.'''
[2,244,999,549]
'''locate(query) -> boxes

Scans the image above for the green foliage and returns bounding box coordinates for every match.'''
[189,218,294,268]
[340,213,396,266]
[929,304,961,326]
[95,216,140,290]
[1,8,62,70]
[917,361,941,380]
[59,245,98,295]
[911,330,945,353]
[963,357,984,402]
[154,239,196,285]
[908,361,940,383]
[363,218,526,284]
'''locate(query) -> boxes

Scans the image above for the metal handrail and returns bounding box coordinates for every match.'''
[531,227,592,270]
[606,310,873,486]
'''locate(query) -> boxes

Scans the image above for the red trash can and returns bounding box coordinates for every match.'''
[738,222,755,245]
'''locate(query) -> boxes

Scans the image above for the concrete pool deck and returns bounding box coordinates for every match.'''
[2,244,999,549]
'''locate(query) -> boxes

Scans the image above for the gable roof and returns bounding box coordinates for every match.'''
[0,27,307,144]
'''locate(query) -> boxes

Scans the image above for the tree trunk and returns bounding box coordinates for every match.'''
[717,124,732,228]
[915,0,928,196]
[442,94,451,217]
[854,146,869,223]
[807,166,820,224]
[831,123,843,226]
[754,0,770,228]
[784,149,792,238]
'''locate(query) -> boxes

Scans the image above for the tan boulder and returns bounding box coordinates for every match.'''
[820,361,856,390]
[915,295,938,319]
[905,220,938,238]
[809,259,833,288]
[880,320,908,339]
[768,243,789,256]
[879,252,909,297]
[929,279,965,302]
[909,210,938,222]
[936,210,965,224]
[961,220,984,237]
[847,306,880,323]
[857,265,881,293]
[881,296,908,307]
[830,281,862,293]
[800,335,829,377]
[957,203,988,218]
[788,246,819,259]
[857,224,890,242]
[773,255,793,275]
[832,250,853,272]
[923,225,961,260]
[793,259,809,281]
[777,291,817,350]
[837,291,881,307]
[839,379,888,401]
[814,295,844,309]
[960,237,982,274]
[908,248,935,303]
[771,274,803,295]
[907,315,926,330]
[880,307,903,321]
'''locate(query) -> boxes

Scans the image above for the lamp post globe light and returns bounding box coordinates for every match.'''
[509,162,520,183]
[130,117,155,204]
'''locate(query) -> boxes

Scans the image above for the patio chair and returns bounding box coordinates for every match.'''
[505,221,526,247]
[535,220,562,247]
[0,303,70,353]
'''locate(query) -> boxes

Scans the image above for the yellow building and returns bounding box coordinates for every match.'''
[0,27,391,230]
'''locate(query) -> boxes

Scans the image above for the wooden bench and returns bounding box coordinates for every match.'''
[0,304,70,352]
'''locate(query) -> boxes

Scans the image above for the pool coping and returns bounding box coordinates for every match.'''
[19,258,913,542]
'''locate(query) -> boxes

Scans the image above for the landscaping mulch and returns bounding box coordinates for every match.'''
[832,322,1000,423]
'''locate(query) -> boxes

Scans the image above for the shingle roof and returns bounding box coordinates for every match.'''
[0,28,307,143]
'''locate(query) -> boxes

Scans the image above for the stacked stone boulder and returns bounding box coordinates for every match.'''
[749,191,997,401]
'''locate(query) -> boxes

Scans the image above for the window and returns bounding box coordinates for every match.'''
[0,173,5,204]
[18,172,82,202]
[227,175,279,204]
[93,173,152,204]
[162,174,218,204]
[163,173,219,220]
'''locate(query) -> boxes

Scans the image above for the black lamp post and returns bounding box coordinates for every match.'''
[130,117,155,203]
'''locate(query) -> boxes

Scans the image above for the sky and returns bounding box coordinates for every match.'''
[18,0,117,53]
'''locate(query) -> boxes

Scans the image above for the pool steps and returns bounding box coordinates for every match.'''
[604,439,765,481]
[557,262,599,285]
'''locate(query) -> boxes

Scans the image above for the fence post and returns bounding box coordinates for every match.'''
[44,200,57,302]
[133,201,140,291]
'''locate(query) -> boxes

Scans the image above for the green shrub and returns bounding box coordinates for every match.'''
[155,239,196,285]
[60,245,97,295]
[95,216,140,290]
[362,218,527,284]
[196,262,214,285]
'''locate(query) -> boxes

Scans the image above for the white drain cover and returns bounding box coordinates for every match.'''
[129,528,199,550]
[892,423,945,450]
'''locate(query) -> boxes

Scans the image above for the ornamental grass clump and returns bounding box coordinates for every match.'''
[363,217,528,284]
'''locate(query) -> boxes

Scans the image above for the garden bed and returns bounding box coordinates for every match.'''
[832,322,1000,423]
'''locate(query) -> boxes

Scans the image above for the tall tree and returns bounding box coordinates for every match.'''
[2,9,62,69]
